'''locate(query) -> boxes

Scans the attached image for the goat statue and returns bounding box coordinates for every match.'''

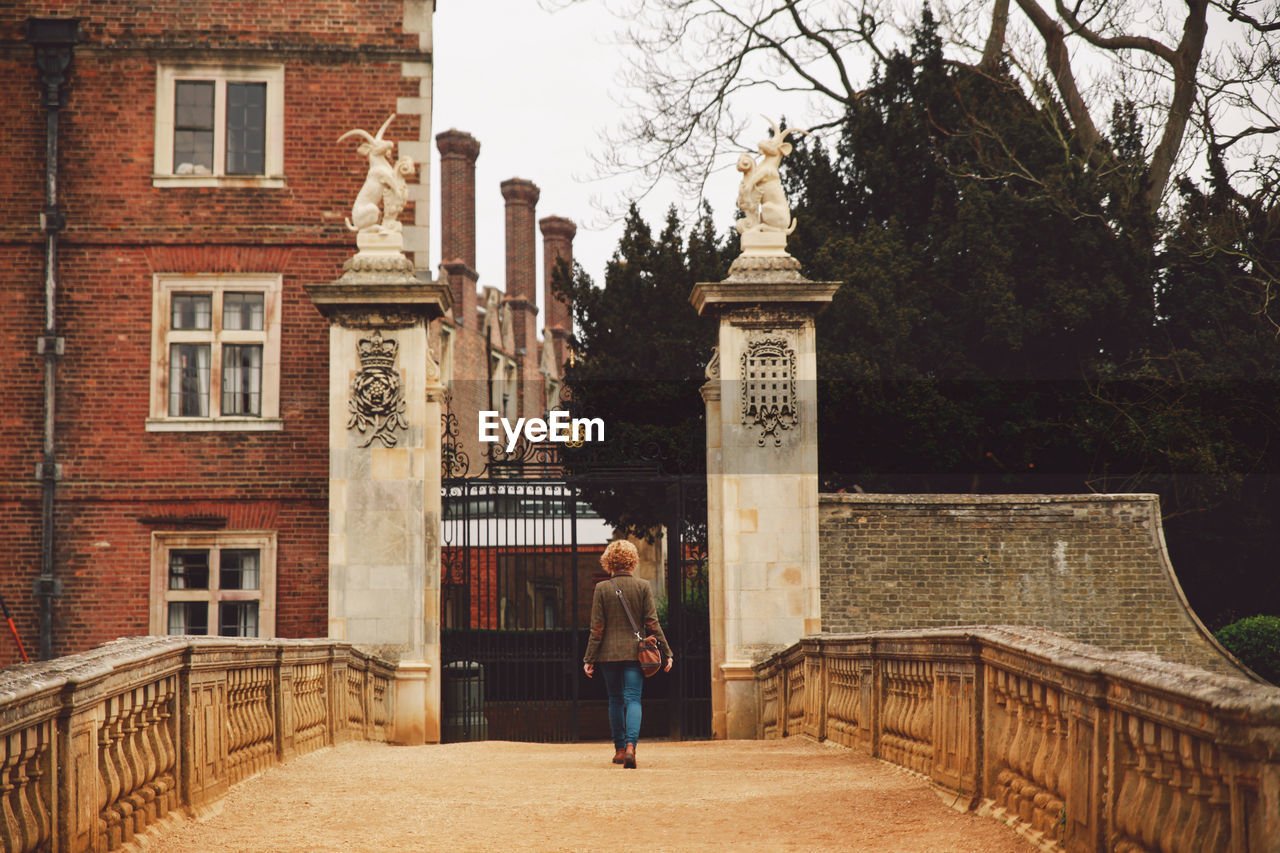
[338,114,415,236]
[735,117,808,238]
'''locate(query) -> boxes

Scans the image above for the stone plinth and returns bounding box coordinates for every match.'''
[306,258,451,745]
[692,251,839,739]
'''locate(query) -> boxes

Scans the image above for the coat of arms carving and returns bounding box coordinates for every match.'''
[348,330,408,448]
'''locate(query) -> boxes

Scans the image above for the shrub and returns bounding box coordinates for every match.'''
[1214,615,1280,684]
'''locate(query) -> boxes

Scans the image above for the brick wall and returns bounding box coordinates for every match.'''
[819,493,1243,676]
[0,1,427,663]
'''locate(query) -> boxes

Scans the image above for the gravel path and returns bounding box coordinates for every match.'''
[150,739,1033,852]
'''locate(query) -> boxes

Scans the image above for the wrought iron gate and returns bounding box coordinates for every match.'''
[440,447,710,742]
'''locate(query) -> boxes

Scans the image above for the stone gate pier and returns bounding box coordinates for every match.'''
[692,247,839,739]
[306,118,452,744]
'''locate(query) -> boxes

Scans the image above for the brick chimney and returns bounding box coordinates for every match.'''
[500,178,540,373]
[436,129,480,329]
[539,215,576,371]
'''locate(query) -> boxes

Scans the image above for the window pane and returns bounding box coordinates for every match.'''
[225,82,266,175]
[174,80,214,175]
[169,344,210,417]
[223,292,264,331]
[221,344,262,416]
[168,601,209,635]
[219,601,259,637]
[220,549,260,590]
[169,549,210,589]
[172,294,211,330]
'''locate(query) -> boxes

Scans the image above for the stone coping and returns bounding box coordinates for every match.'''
[757,625,1280,722]
[0,635,394,707]
[820,492,1159,505]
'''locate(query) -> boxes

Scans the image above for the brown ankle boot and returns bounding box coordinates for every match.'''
[612,748,626,765]
[623,744,637,769]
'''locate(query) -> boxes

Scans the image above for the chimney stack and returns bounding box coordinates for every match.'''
[436,129,480,329]
[500,178,540,370]
[539,215,576,371]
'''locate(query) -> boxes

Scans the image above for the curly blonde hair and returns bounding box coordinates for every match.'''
[600,539,638,575]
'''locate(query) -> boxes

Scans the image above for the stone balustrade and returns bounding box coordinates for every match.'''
[0,636,395,853]
[756,627,1280,852]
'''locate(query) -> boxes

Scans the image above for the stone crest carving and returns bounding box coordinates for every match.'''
[348,330,408,448]
[741,337,798,446]
[735,117,807,256]
[338,114,415,272]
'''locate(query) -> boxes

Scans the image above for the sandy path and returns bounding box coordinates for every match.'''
[150,739,1033,853]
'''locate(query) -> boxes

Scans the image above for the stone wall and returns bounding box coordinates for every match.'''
[819,494,1244,676]
[0,636,395,853]
[756,628,1280,853]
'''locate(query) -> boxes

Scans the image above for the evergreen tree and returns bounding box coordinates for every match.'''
[553,204,729,531]
[563,9,1280,626]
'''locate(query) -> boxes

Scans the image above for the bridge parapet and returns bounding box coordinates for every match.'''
[0,636,395,853]
[756,626,1280,852]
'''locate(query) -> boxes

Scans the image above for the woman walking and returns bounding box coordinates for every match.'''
[582,540,673,768]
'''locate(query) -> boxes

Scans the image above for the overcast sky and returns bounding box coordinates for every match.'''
[429,1,745,314]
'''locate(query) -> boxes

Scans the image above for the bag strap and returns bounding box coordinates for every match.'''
[608,578,645,641]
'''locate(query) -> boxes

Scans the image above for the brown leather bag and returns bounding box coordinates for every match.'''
[610,579,662,677]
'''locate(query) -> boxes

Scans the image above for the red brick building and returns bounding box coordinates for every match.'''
[0,3,575,664]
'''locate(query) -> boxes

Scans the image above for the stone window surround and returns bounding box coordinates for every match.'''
[438,324,455,389]
[146,273,283,432]
[489,351,518,421]
[149,530,278,638]
[152,63,286,188]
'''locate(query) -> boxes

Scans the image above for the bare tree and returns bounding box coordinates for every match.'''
[547,0,1278,216]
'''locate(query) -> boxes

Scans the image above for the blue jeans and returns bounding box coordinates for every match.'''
[599,661,643,748]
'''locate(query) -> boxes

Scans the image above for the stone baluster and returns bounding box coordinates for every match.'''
[1032,689,1066,840]
[1113,712,1154,852]
[805,656,822,738]
[827,658,857,745]
[154,677,178,817]
[1134,718,1168,851]
[987,668,1016,812]
[913,664,934,773]
[254,667,277,772]
[122,689,152,834]
[2,731,25,853]
[998,677,1025,811]
[25,725,52,851]
[878,668,897,762]
[141,682,167,825]
[347,666,364,731]
[786,661,805,736]
[759,666,781,738]
[1156,724,1187,853]
[372,672,389,729]
[1013,682,1045,823]
[225,669,243,774]
[1195,739,1229,852]
[97,696,125,847]
[115,692,140,842]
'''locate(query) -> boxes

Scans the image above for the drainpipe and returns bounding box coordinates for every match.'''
[27,18,80,660]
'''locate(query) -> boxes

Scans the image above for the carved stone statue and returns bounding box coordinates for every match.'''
[735,117,807,256]
[338,114,415,257]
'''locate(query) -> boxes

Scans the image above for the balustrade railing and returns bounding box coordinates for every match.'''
[0,636,395,853]
[756,627,1280,853]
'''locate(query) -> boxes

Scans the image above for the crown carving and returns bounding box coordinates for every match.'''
[358,332,398,370]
